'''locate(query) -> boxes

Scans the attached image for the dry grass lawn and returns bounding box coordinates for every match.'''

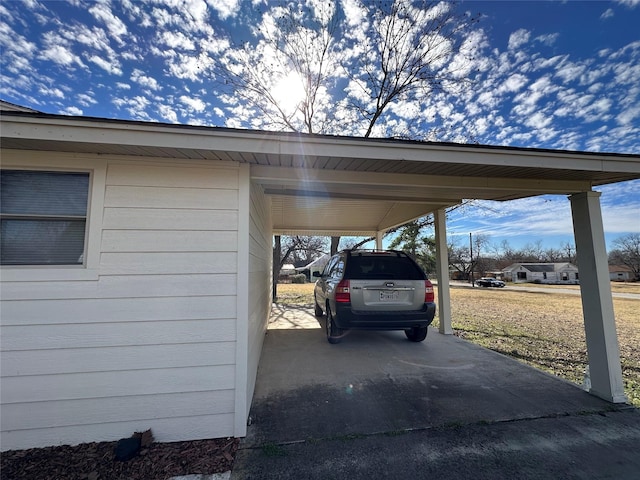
[275,282,640,407]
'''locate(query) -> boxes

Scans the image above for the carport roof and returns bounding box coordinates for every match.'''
[2,111,639,235]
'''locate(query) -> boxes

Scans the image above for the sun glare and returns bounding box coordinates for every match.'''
[271,71,306,113]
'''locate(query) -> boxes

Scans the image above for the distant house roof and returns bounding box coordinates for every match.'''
[502,262,577,273]
[609,265,633,273]
[521,264,555,273]
[298,254,330,271]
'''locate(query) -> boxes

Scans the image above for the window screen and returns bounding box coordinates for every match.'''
[1,170,90,265]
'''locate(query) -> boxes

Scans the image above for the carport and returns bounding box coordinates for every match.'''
[251,135,638,404]
[1,112,638,449]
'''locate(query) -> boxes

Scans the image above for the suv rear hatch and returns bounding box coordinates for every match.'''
[345,252,429,311]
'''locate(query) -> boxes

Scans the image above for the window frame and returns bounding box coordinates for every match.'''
[1,170,91,266]
[0,151,106,281]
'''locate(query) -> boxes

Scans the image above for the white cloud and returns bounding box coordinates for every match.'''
[525,112,552,129]
[112,95,152,120]
[207,0,240,19]
[508,29,530,50]
[341,0,366,27]
[40,44,78,66]
[158,104,178,123]
[131,69,160,90]
[167,53,210,81]
[88,54,123,75]
[88,3,128,45]
[555,62,586,83]
[615,0,640,7]
[616,104,640,125]
[450,196,575,239]
[500,73,528,93]
[161,31,196,50]
[180,95,207,112]
[535,33,559,46]
[600,8,614,19]
[77,93,97,106]
[39,86,64,98]
[62,106,83,115]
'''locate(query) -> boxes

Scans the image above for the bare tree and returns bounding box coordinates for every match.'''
[448,240,473,281]
[609,233,640,280]
[344,1,479,138]
[272,235,327,300]
[213,1,480,289]
[214,1,479,138]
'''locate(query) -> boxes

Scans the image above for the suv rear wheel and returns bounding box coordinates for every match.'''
[326,305,343,344]
[405,326,428,342]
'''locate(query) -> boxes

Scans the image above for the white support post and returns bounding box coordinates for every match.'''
[376,231,384,250]
[434,209,453,335]
[570,191,627,403]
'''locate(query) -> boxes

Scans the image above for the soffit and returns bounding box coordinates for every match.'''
[2,112,639,236]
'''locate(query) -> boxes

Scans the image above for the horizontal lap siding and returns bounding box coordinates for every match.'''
[246,182,272,414]
[1,159,241,450]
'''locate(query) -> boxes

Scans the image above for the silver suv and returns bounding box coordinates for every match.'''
[313,250,436,344]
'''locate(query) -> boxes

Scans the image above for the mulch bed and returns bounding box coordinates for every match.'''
[1,437,238,480]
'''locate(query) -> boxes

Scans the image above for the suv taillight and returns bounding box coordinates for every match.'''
[425,280,435,303]
[335,279,351,303]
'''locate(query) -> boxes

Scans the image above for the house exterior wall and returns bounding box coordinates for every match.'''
[609,269,634,281]
[1,150,245,450]
[241,179,272,432]
[503,263,579,284]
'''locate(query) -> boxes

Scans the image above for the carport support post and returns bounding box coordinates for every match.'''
[569,191,626,403]
[376,231,384,250]
[435,209,453,334]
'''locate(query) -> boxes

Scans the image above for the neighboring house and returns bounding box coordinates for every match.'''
[502,263,580,284]
[609,265,636,282]
[278,264,297,282]
[297,254,330,280]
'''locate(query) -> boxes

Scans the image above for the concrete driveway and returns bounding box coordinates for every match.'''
[231,305,640,479]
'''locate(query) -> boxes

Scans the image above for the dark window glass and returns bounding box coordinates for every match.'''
[1,170,89,265]
[347,255,425,280]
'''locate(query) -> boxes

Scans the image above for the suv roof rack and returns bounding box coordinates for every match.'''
[343,249,409,258]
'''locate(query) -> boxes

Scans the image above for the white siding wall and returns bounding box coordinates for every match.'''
[246,181,272,416]
[1,151,243,450]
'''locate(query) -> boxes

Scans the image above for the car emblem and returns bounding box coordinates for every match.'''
[385,282,394,287]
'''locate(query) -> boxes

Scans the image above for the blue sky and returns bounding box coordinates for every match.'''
[1,0,638,252]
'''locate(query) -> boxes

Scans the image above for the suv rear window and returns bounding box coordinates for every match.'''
[345,254,426,280]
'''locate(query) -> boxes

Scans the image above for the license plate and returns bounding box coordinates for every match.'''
[380,291,399,301]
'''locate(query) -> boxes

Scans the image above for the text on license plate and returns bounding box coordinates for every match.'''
[380,291,399,301]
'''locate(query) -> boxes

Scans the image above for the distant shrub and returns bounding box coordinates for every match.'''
[291,274,307,284]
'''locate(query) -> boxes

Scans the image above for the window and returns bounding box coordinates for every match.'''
[1,170,90,265]
[331,258,345,279]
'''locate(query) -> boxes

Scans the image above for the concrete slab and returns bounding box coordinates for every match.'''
[231,307,640,479]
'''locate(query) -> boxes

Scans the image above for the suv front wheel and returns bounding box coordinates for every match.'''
[405,326,428,342]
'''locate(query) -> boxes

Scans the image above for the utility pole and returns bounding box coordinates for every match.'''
[469,232,474,287]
